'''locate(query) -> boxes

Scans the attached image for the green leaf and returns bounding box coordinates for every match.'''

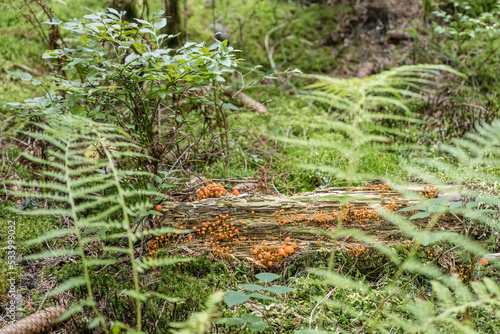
[449,201,463,208]
[247,293,277,301]
[241,313,262,323]
[249,322,267,331]
[410,212,431,219]
[148,210,163,216]
[265,286,294,293]
[224,291,249,307]
[219,56,232,67]
[222,102,239,110]
[255,272,280,283]
[48,276,86,296]
[88,316,105,329]
[138,210,150,216]
[154,18,167,30]
[466,201,479,208]
[428,205,446,212]
[239,284,265,291]
[399,205,427,212]
[6,70,32,81]
[123,289,148,301]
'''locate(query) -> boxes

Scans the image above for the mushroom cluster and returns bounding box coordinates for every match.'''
[194,214,247,259]
[248,237,298,267]
[419,184,437,199]
[196,180,227,200]
[273,204,380,229]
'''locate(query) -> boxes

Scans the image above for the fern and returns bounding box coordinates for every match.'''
[286,64,464,184]
[291,64,499,333]
[10,115,186,333]
[303,122,500,332]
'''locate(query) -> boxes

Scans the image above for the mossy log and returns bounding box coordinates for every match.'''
[160,186,464,259]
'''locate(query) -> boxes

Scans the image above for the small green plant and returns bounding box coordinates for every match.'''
[4,8,240,175]
[9,114,189,333]
[217,272,294,332]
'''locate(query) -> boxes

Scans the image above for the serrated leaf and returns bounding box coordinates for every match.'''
[23,228,75,245]
[239,284,265,291]
[48,276,86,296]
[265,286,294,293]
[224,291,249,307]
[255,272,280,283]
[449,201,463,208]
[57,303,84,322]
[410,212,431,219]
[123,289,148,301]
[88,316,105,329]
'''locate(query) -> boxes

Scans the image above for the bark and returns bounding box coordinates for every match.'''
[163,0,182,46]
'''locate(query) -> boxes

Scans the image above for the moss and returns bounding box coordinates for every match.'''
[0,204,60,255]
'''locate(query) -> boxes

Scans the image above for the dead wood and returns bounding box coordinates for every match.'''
[161,186,465,259]
[225,88,268,114]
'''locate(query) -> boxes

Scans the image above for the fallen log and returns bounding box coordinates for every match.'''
[158,185,465,262]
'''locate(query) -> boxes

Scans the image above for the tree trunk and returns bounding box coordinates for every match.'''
[163,0,182,46]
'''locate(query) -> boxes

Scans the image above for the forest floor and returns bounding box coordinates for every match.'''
[1,0,500,333]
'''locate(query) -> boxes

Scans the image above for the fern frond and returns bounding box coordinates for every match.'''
[11,114,171,333]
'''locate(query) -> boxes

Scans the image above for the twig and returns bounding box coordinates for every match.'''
[309,288,336,328]
[153,299,168,332]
